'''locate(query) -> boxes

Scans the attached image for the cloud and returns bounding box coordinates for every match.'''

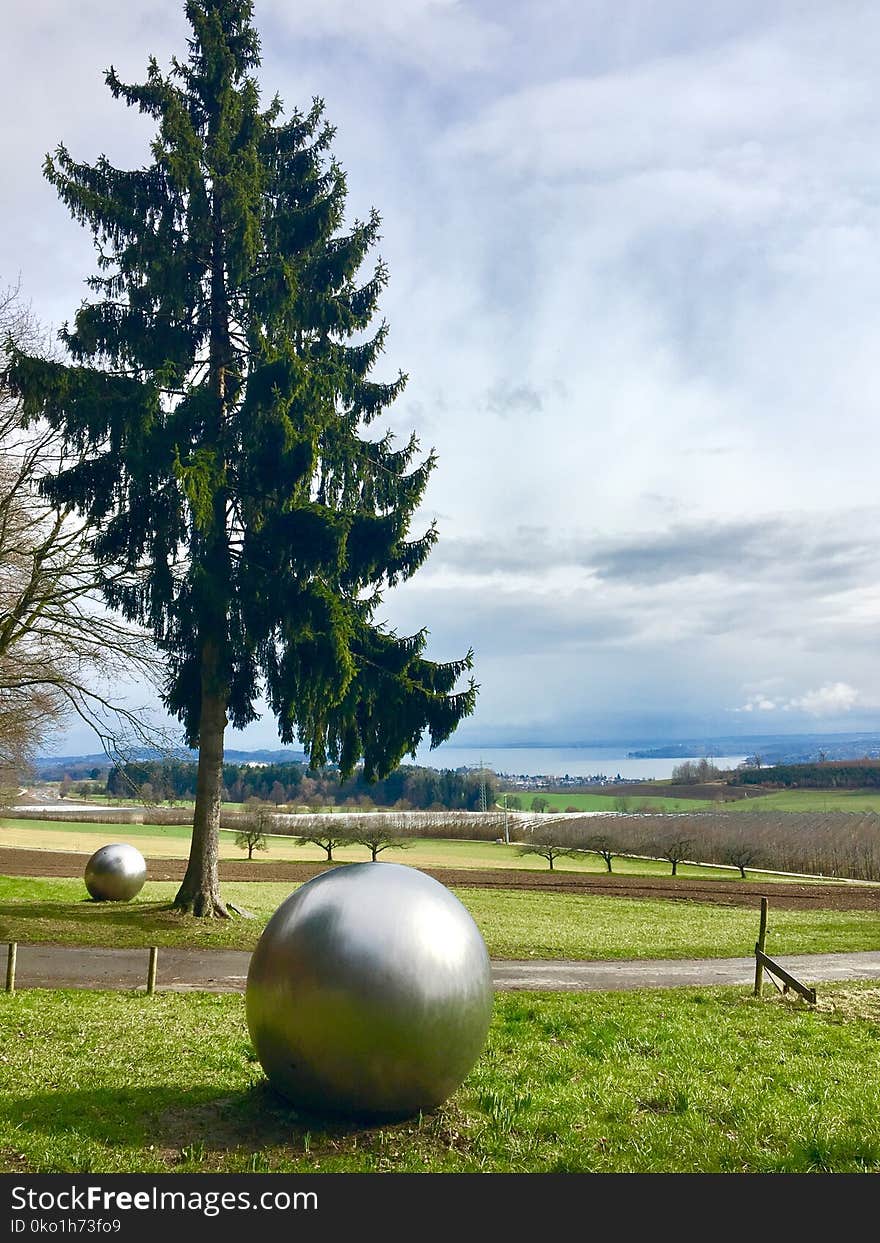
[442,16,875,185]
[262,0,506,74]
[424,510,880,593]
[740,696,778,713]
[736,682,860,717]
[790,682,860,717]
[484,383,544,417]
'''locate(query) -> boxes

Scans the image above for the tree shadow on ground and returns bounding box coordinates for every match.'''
[0,898,267,953]
[0,1081,388,1158]
[0,900,178,930]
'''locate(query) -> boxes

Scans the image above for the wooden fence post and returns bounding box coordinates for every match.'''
[147,946,158,995]
[5,942,16,994]
[754,897,768,997]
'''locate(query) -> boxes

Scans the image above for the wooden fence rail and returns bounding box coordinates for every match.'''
[753,897,816,1004]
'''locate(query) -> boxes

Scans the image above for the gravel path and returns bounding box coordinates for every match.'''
[8,943,880,993]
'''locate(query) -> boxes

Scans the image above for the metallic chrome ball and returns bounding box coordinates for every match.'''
[246,862,494,1118]
[84,843,147,902]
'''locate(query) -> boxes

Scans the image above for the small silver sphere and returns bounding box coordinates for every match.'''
[84,843,147,902]
[246,863,494,1118]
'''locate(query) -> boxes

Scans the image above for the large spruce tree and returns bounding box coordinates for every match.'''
[6,0,476,915]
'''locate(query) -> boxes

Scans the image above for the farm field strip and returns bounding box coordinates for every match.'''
[727,789,880,812]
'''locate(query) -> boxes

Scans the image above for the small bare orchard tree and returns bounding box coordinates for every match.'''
[349,816,413,862]
[584,832,620,873]
[235,821,268,861]
[724,842,762,880]
[519,825,579,871]
[653,833,693,876]
[235,799,276,860]
[296,823,354,863]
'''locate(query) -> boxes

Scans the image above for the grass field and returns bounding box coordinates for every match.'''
[518,787,880,814]
[2,984,880,1172]
[729,789,880,813]
[504,791,718,812]
[1,874,877,958]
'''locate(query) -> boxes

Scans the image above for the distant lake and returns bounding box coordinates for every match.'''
[409,745,747,782]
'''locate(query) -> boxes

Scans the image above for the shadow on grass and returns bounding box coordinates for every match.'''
[0,900,179,930]
[0,899,264,946]
[0,1081,385,1156]
[0,897,271,951]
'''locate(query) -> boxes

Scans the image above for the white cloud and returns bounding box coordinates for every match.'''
[740,696,778,713]
[262,0,505,74]
[736,682,860,718]
[443,39,870,181]
[789,682,860,717]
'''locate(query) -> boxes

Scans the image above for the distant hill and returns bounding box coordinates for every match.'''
[33,747,308,779]
[627,732,880,765]
[221,749,309,765]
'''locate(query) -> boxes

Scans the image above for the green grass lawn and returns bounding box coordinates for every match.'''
[504,791,717,812]
[524,786,880,815]
[2,817,197,839]
[2,984,880,1172]
[1,874,877,959]
[729,789,880,813]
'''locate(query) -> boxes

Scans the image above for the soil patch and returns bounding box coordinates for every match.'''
[2,846,878,911]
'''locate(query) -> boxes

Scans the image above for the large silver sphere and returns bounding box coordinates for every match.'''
[246,862,494,1118]
[84,843,147,902]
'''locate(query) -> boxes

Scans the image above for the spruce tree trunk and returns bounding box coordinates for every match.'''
[173,171,232,918]
[173,641,229,917]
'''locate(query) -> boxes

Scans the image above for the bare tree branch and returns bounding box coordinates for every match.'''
[0,283,168,793]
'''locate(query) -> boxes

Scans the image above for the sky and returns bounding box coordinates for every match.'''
[4,0,880,753]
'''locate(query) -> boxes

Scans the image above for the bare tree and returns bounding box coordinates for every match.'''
[653,833,693,876]
[235,821,268,860]
[671,758,722,784]
[234,801,275,861]
[0,284,163,782]
[349,816,413,862]
[519,825,579,871]
[723,843,762,879]
[296,825,354,863]
[584,832,619,873]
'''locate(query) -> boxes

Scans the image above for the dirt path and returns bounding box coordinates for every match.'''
[9,943,880,993]
[3,845,879,910]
